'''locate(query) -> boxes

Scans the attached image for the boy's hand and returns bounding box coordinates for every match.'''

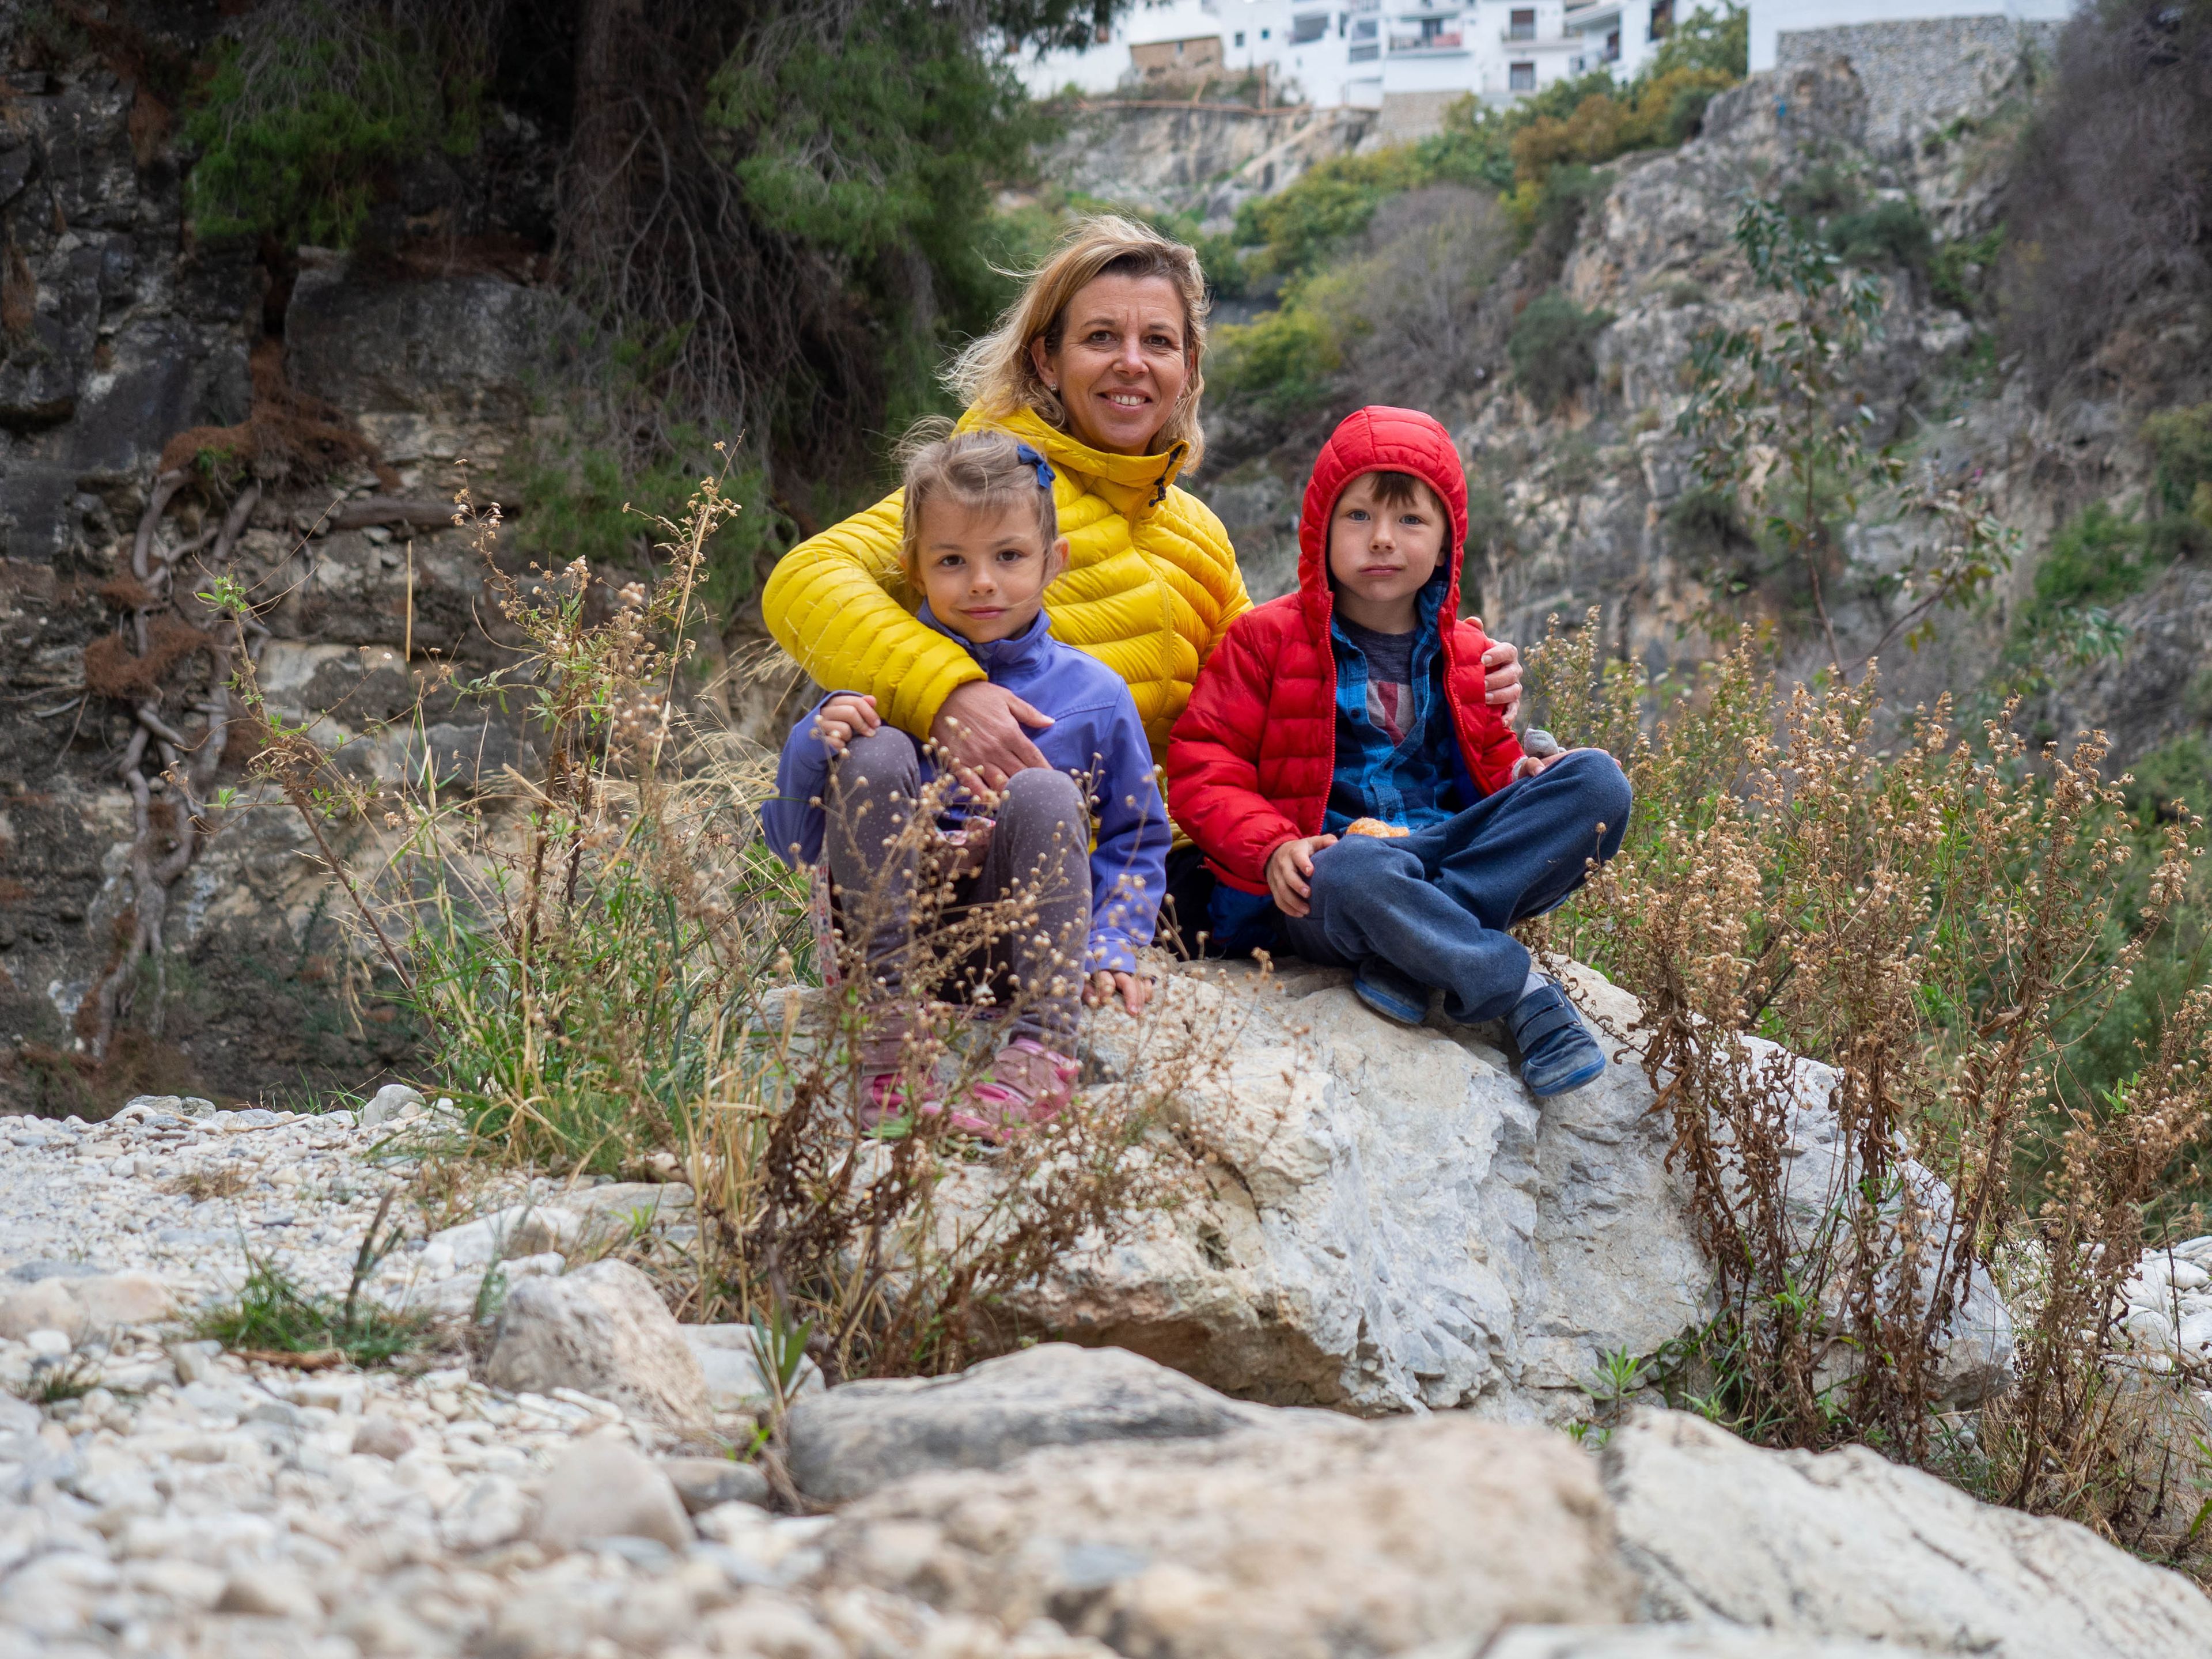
[1086,970,1153,1018]
[1513,745,1605,781]
[813,693,880,754]
[1266,834,1339,919]
[1474,630,1524,715]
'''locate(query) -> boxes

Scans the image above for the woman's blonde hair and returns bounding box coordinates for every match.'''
[897,423,1062,575]
[945,213,1210,469]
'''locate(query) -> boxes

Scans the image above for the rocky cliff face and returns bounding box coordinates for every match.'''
[1031,98,1374,233]
[1189,57,2212,767]
[0,19,568,1113]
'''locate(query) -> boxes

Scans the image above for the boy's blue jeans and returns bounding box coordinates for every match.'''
[1281,749,1633,1025]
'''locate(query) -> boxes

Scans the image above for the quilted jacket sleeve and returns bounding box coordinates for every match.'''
[760,488,984,738]
[1166,615,1304,893]
[1451,619,1527,796]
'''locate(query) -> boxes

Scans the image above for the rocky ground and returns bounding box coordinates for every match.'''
[3,975,2211,1658]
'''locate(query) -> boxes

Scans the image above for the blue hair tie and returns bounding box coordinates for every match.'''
[1014,442,1056,490]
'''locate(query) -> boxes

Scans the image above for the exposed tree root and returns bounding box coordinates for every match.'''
[83,474,265,1062]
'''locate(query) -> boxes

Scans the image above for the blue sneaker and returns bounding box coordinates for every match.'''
[1353,960,1429,1025]
[1508,979,1606,1098]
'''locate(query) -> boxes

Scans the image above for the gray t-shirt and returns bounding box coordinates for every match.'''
[1337,617,1418,745]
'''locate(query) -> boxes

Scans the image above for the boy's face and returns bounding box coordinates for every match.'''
[1327,472,1448,620]
[912,497,1069,644]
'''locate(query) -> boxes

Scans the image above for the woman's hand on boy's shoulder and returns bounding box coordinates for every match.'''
[813,692,881,754]
[1266,834,1339,919]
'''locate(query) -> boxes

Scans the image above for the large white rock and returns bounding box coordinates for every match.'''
[819,1408,1633,1659]
[1601,1408,2212,1657]
[989,961,2009,1422]
[484,1259,710,1426]
[786,1342,1267,1502]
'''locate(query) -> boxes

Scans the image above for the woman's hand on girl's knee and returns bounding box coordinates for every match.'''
[814,693,881,754]
[1087,969,1152,1017]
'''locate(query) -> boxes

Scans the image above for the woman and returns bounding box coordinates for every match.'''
[761,214,1525,942]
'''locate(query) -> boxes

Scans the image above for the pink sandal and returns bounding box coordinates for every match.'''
[855,1024,942,1128]
[937,1038,1078,1137]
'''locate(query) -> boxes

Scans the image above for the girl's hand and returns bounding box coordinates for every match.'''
[1087,970,1152,1017]
[814,693,880,754]
[1266,834,1339,919]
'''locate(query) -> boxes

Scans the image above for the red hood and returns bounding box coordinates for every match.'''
[1296,406,1470,633]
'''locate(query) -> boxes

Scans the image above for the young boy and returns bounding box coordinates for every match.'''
[764,428,1167,1126]
[1167,406,1631,1098]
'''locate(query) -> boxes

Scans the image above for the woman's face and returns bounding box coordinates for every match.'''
[1031,272,1192,457]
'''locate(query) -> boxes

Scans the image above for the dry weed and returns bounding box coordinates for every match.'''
[1525,608,2212,1560]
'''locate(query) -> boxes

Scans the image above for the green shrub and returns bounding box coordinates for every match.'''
[517,429,786,624]
[183,3,478,247]
[1828,198,1933,275]
[1931,225,2005,314]
[1232,149,1429,278]
[2144,403,2212,521]
[1508,290,1615,412]
[2022,501,2162,631]
[1777,160,1859,222]
[710,0,1039,283]
[1207,306,1340,419]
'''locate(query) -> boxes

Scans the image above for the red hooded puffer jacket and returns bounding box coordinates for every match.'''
[1166,406,1525,893]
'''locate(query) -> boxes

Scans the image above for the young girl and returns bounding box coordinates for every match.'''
[763,428,1167,1127]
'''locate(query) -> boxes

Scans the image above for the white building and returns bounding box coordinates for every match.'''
[1746,0,2075,74]
[1017,0,1673,128]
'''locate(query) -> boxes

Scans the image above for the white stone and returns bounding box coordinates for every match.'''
[487,1259,711,1426]
[1602,1408,2212,1657]
[359,1084,426,1129]
[441,1474,535,1551]
[215,1563,324,1620]
[531,1435,692,1554]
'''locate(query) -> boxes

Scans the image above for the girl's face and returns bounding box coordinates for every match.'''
[912,497,1069,645]
[1030,272,1192,457]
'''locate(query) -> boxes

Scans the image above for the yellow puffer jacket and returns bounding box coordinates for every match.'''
[760,406,1250,755]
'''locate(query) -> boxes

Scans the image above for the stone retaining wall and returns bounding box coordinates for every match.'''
[1778,16,2062,148]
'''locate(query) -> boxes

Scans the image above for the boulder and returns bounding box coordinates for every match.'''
[786,1342,1266,1502]
[285,257,574,426]
[1601,1408,2212,1657]
[530,1436,692,1555]
[982,962,1706,1418]
[985,961,2008,1422]
[1471,1631,1900,1659]
[819,1410,1633,1659]
[484,1259,710,1426]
